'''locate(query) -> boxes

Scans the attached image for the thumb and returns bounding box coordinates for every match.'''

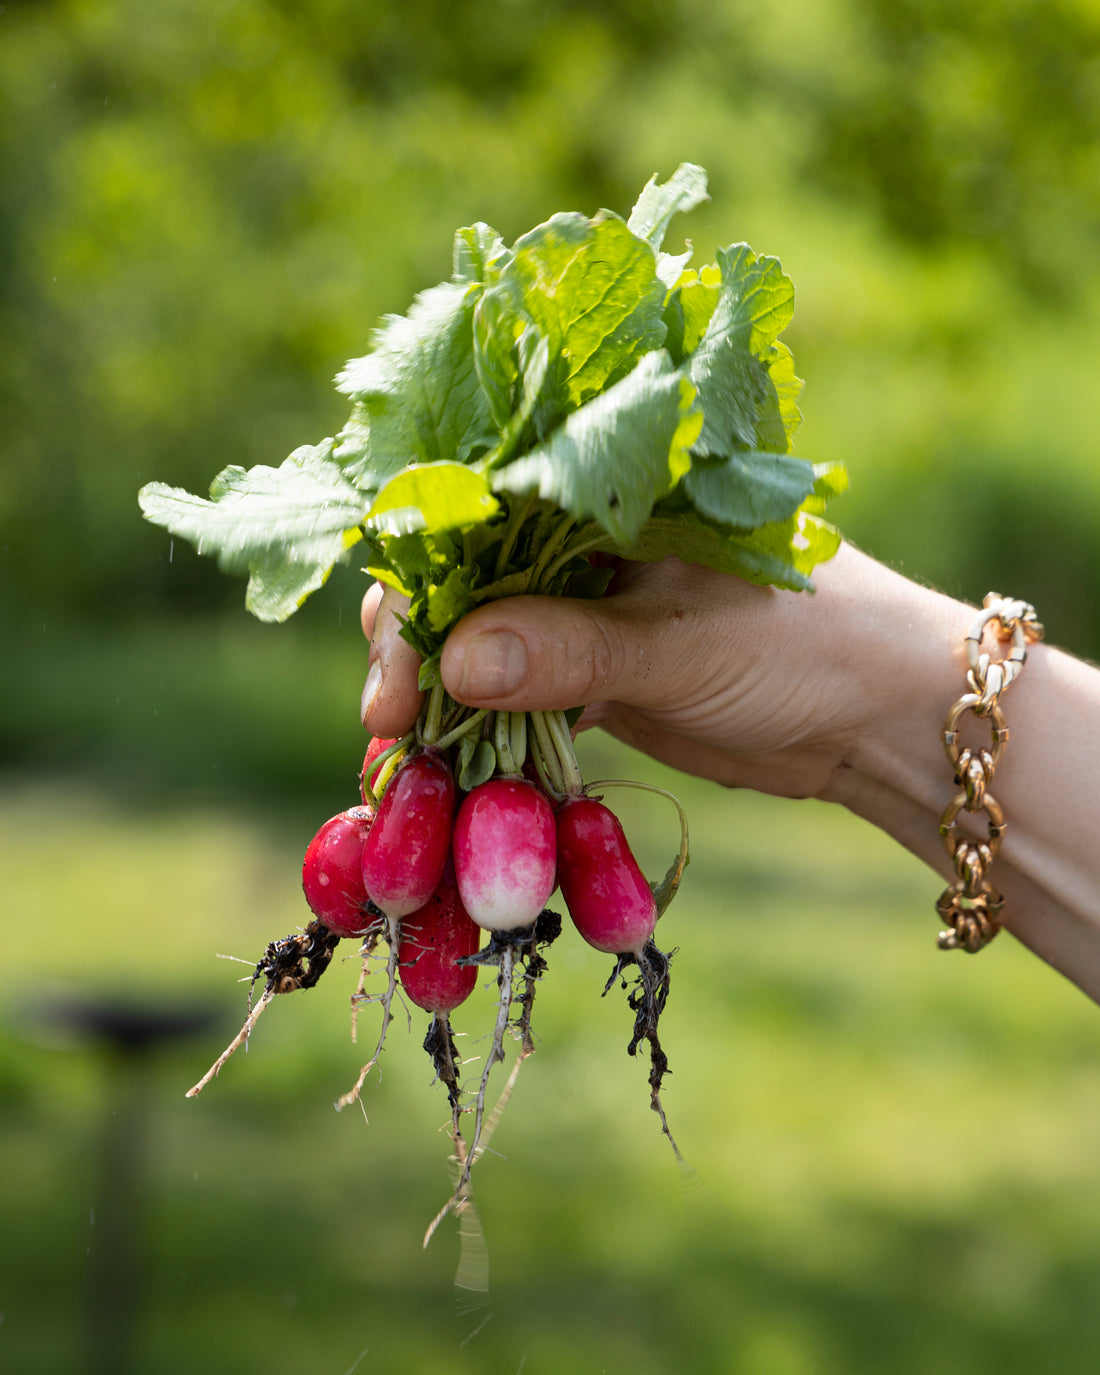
[439,591,662,714]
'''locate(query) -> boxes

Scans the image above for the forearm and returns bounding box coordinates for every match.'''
[818,548,1100,1000]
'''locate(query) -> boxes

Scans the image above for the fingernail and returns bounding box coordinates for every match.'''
[456,630,528,699]
[360,659,382,724]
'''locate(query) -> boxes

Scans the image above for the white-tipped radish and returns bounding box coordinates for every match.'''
[453,778,557,932]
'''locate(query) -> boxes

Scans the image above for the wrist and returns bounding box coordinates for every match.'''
[812,545,973,833]
[816,558,1100,998]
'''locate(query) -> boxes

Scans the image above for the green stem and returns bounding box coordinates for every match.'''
[421,683,446,747]
[544,709,584,795]
[494,492,537,580]
[363,731,415,804]
[494,709,517,776]
[509,709,528,775]
[525,512,576,593]
[529,711,566,797]
[432,708,489,754]
[537,523,610,593]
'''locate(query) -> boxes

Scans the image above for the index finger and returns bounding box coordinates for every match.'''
[360,584,425,738]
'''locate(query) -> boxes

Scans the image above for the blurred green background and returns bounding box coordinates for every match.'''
[5,1,1100,1371]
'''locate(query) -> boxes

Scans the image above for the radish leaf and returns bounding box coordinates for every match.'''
[492,351,700,544]
[139,166,846,638]
[627,162,709,253]
[366,463,499,536]
[483,212,668,430]
[244,552,338,624]
[335,281,496,485]
[687,245,800,458]
[684,449,817,528]
[138,439,366,572]
[452,222,510,287]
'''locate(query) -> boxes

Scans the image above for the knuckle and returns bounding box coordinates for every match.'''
[568,605,628,702]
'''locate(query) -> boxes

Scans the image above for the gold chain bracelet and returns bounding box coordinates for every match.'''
[936,593,1044,953]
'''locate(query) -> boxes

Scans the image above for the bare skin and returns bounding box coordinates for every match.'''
[361,543,1100,1003]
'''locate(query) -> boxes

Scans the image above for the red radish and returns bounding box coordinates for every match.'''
[360,735,398,802]
[397,867,481,1013]
[555,796,657,954]
[555,792,681,1158]
[301,805,377,938]
[360,750,455,920]
[453,778,557,931]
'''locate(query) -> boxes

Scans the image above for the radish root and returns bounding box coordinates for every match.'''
[186,986,275,1097]
[335,916,403,1113]
[423,908,560,1246]
[604,937,684,1162]
[185,918,341,1098]
[348,921,384,1044]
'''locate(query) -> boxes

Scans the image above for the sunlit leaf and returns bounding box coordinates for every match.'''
[365,462,499,535]
[627,162,709,252]
[687,245,800,457]
[335,281,496,484]
[481,212,668,431]
[492,351,700,545]
[244,554,333,623]
[452,222,510,286]
[138,440,366,573]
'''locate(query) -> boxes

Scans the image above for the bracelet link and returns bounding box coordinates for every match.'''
[934,595,1042,954]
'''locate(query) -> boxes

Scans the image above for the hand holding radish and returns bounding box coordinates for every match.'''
[361,544,878,801]
[366,537,1100,1009]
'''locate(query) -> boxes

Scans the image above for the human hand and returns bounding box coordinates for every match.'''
[358,543,917,801]
[361,542,1100,1003]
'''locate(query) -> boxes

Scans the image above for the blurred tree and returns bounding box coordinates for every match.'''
[2,0,1099,650]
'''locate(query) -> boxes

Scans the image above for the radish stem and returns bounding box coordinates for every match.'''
[508,709,527,776]
[537,521,607,591]
[529,711,566,797]
[545,708,583,795]
[433,708,488,754]
[493,491,536,579]
[525,511,575,591]
[421,683,446,747]
[493,709,517,776]
[527,726,558,796]
[363,732,415,803]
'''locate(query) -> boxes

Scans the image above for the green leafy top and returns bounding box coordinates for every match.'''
[139,165,846,656]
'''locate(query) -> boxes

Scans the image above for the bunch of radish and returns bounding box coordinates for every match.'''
[146,164,846,1226]
[187,695,689,1228]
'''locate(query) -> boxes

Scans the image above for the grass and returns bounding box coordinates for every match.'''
[3,750,1100,1374]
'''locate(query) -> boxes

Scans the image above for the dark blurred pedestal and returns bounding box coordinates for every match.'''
[33,996,220,1375]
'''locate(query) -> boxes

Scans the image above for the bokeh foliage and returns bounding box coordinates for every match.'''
[5,3,1100,1372]
[5,769,1100,1375]
[4,0,1100,641]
